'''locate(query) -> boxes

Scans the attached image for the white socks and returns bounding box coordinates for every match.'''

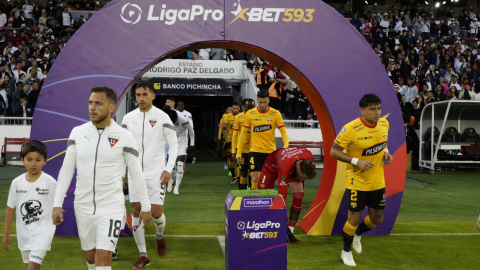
[96,267,111,270]
[174,161,184,192]
[132,216,147,254]
[153,213,166,239]
[87,262,95,270]
[289,226,295,234]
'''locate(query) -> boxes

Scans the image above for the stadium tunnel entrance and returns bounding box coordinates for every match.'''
[121,42,328,162]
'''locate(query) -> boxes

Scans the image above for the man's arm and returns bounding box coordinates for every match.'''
[185,122,195,147]
[163,119,178,176]
[330,141,374,171]
[232,116,240,158]
[222,126,228,142]
[52,129,77,224]
[2,207,14,251]
[276,113,289,147]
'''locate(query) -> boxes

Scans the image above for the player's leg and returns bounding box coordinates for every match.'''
[26,250,47,270]
[228,145,236,184]
[75,212,97,269]
[167,162,176,193]
[95,212,124,268]
[353,188,386,254]
[238,153,249,190]
[173,155,186,195]
[341,189,366,267]
[286,181,304,244]
[278,179,288,204]
[223,142,228,170]
[150,180,167,257]
[249,152,263,189]
[129,179,149,262]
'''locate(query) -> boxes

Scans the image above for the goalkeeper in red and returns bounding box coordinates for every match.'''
[330,94,393,267]
[258,147,317,244]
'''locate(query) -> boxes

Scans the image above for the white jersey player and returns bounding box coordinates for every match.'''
[52,87,152,270]
[176,101,193,136]
[165,97,195,195]
[4,141,56,269]
[121,81,178,268]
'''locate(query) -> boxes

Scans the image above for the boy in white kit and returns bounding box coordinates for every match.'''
[3,140,57,270]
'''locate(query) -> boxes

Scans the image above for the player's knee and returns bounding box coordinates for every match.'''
[84,251,95,264]
[372,212,384,225]
[131,203,141,217]
[27,262,41,270]
[95,250,111,265]
[152,207,163,219]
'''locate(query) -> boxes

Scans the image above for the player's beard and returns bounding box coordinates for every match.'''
[91,110,109,125]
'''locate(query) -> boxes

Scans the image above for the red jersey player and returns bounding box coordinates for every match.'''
[258,147,317,244]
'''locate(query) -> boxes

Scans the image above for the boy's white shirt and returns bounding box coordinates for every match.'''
[7,172,57,251]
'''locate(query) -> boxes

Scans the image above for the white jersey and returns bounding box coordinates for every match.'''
[7,172,56,251]
[175,111,195,146]
[178,109,193,132]
[54,121,151,215]
[121,106,178,178]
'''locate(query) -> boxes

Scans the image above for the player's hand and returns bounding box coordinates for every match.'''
[356,159,375,171]
[52,207,65,225]
[2,234,10,251]
[139,211,151,228]
[477,214,480,231]
[160,170,171,185]
[384,151,393,166]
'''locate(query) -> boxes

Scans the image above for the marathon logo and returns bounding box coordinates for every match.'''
[362,142,387,156]
[253,125,272,132]
[243,198,272,207]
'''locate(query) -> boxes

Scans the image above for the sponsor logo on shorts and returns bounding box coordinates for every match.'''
[362,142,387,156]
[253,125,272,132]
[243,198,272,207]
[30,255,43,261]
[250,165,255,170]
[350,202,357,208]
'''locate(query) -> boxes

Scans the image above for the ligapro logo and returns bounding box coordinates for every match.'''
[121,3,223,25]
[228,0,315,25]
[121,3,142,25]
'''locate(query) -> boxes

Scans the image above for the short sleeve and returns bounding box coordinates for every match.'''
[276,112,285,128]
[243,112,251,128]
[334,125,354,149]
[6,180,17,209]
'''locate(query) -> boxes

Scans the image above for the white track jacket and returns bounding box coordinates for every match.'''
[54,121,151,215]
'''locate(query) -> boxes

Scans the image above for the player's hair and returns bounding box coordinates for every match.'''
[91,86,117,104]
[135,80,154,93]
[232,102,240,107]
[167,97,176,105]
[257,90,269,99]
[262,62,268,67]
[244,98,255,106]
[162,105,178,123]
[21,140,47,160]
[359,94,381,108]
[300,159,317,179]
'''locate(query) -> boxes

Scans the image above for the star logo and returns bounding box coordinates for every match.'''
[229,0,249,25]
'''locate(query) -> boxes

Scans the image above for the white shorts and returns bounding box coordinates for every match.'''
[129,177,165,205]
[21,250,47,264]
[165,139,188,157]
[75,211,125,252]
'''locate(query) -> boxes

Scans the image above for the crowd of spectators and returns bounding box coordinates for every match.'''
[0,0,105,123]
[340,4,480,128]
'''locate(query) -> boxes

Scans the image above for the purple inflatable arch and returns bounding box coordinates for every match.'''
[31,0,406,236]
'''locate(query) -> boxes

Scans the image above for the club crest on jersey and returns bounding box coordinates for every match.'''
[383,132,388,139]
[108,136,119,148]
[149,118,157,127]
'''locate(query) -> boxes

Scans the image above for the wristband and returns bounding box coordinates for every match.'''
[385,149,389,153]
[351,158,359,166]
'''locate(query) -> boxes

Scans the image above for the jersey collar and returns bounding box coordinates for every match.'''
[359,117,377,128]
[257,107,270,114]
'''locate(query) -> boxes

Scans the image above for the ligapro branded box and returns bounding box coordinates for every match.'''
[224,190,287,270]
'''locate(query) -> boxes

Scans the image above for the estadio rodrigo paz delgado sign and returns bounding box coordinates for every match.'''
[143,60,242,78]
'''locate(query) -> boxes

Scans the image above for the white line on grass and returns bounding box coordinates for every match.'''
[217,236,225,256]
[390,233,480,236]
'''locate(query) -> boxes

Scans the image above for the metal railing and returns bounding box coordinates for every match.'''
[283,120,320,129]
[0,117,33,126]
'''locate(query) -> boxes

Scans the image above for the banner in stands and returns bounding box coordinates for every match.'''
[143,59,244,79]
[147,78,232,96]
[32,0,406,238]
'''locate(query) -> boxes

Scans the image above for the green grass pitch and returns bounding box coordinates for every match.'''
[1,163,479,269]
